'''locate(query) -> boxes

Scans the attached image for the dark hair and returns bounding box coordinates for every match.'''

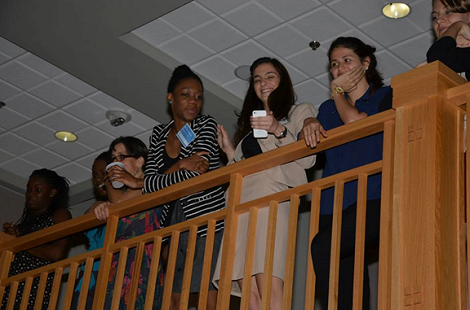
[234,57,296,145]
[18,169,70,225]
[328,37,384,95]
[109,136,148,164]
[167,65,203,94]
[95,151,112,165]
[439,0,470,12]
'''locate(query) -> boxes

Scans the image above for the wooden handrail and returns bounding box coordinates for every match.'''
[0,110,395,255]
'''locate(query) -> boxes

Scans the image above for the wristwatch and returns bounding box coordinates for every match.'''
[275,126,288,139]
[331,85,345,98]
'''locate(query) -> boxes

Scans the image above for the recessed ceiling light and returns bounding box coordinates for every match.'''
[55,131,77,142]
[382,3,411,19]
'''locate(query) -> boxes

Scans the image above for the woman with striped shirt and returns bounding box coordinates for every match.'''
[143,65,224,310]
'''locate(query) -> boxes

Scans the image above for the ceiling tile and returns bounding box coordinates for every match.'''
[0,157,40,179]
[221,40,274,66]
[136,130,153,147]
[291,7,351,43]
[159,35,213,65]
[189,19,247,53]
[128,109,158,131]
[54,162,91,185]
[0,148,14,164]
[294,79,329,108]
[164,2,215,32]
[287,46,329,77]
[6,93,55,119]
[0,61,47,90]
[256,24,310,57]
[97,121,144,137]
[223,79,248,100]
[132,19,182,47]
[54,73,97,96]
[37,110,89,132]
[88,91,130,111]
[284,61,310,84]
[389,32,434,67]
[63,98,107,125]
[224,3,282,37]
[74,127,114,150]
[329,0,385,26]
[0,37,26,58]
[409,0,433,32]
[360,17,422,47]
[13,122,57,145]
[0,79,21,101]
[47,140,94,160]
[0,107,30,129]
[0,52,9,66]
[314,72,331,89]
[22,148,69,169]
[76,150,108,170]
[29,80,82,108]
[376,50,412,81]
[0,132,38,156]
[197,0,250,16]
[18,53,63,78]
[257,0,321,20]
[192,56,237,85]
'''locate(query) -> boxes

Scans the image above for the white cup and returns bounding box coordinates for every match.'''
[106,162,125,188]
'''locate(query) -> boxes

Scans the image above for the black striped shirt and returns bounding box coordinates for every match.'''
[144,115,225,236]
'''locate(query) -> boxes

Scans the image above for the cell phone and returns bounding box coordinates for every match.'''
[252,110,268,138]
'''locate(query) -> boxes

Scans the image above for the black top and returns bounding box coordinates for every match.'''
[241,132,263,159]
[427,36,470,79]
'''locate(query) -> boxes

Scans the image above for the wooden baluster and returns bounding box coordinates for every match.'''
[127,242,146,310]
[92,215,119,309]
[33,271,48,310]
[77,257,94,310]
[305,187,321,310]
[48,267,63,310]
[197,219,216,310]
[239,207,259,310]
[63,262,79,309]
[282,194,300,310]
[19,277,33,310]
[260,201,278,310]
[180,226,198,310]
[352,174,367,310]
[466,94,470,309]
[328,180,344,310]
[161,230,181,309]
[378,120,395,310]
[144,236,162,310]
[6,281,18,310]
[217,173,243,310]
[110,246,129,310]
[0,250,13,306]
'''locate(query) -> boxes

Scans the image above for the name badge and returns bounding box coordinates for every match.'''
[176,123,196,147]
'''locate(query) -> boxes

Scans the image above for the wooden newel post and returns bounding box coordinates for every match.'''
[389,61,467,309]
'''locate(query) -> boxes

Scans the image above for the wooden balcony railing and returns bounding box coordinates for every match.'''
[0,61,468,309]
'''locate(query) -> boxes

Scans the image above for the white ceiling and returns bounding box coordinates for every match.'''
[0,0,434,204]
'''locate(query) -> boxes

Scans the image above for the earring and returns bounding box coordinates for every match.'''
[168,101,172,104]
[365,66,369,71]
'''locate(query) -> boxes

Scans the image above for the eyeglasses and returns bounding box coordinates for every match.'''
[111,154,136,162]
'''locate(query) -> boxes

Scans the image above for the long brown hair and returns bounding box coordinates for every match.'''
[234,57,296,145]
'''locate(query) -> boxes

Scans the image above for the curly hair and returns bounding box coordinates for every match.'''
[328,37,384,95]
[234,57,296,145]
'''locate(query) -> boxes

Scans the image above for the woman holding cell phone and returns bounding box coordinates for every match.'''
[213,57,325,309]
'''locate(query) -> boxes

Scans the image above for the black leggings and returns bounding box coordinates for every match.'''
[311,199,381,310]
